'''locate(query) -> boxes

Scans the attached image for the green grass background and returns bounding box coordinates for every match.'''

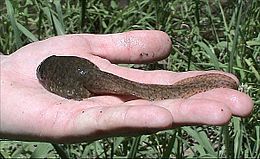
[0,0,259,158]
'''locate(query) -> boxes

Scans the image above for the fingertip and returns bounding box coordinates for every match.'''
[229,91,254,117]
[181,99,232,125]
[152,30,172,58]
[206,103,232,125]
[155,99,233,126]
[191,88,254,117]
[95,30,172,63]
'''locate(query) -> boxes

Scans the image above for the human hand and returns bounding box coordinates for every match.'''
[0,30,253,143]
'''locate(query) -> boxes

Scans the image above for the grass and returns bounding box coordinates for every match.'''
[1,0,259,158]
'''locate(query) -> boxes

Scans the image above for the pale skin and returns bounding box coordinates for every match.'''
[0,30,253,143]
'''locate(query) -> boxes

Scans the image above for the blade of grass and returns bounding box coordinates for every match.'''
[127,136,141,158]
[196,41,220,70]
[42,6,54,33]
[228,0,243,74]
[205,0,219,43]
[112,137,125,153]
[194,0,200,27]
[233,117,242,158]
[162,130,177,158]
[42,2,64,36]
[80,0,86,32]
[0,150,11,158]
[218,0,232,42]
[193,144,206,156]
[52,15,65,35]
[5,0,23,49]
[94,140,104,157]
[176,134,196,158]
[255,126,260,158]
[182,127,217,157]
[81,145,90,158]
[245,58,260,81]
[30,143,53,158]
[51,143,69,158]
[36,2,43,39]
[54,0,65,29]
[16,22,38,42]
[222,125,234,158]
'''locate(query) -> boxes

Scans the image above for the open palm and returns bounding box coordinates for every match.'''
[0,30,253,143]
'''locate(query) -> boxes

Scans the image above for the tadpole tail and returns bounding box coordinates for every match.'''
[83,70,161,100]
[164,73,238,99]
[85,70,238,101]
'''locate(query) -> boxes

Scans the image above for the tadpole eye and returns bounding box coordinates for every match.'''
[77,68,83,74]
[77,67,88,76]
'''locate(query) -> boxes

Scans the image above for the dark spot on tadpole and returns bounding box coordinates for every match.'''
[82,110,85,113]
[221,109,223,111]
[100,110,103,113]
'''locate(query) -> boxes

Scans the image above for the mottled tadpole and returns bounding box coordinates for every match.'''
[36,55,238,101]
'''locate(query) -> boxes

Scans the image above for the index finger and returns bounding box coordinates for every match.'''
[33,30,172,64]
[92,30,172,63]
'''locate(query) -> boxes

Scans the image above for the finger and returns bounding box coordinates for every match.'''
[27,30,172,63]
[190,88,253,117]
[91,30,172,63]
[161,99,233,126]
[62,105,173,143]
[126,98,233,126]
